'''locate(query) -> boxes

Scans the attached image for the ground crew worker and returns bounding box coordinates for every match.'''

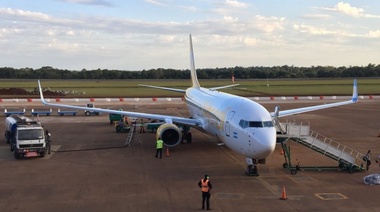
[155,137,163,159]
[198,174,212,210]
[364,150,371,171]
[124,116,129,126]
[46,132,52,154]
[140,119,145,133]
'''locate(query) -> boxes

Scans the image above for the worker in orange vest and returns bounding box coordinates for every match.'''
[198,174,213,210]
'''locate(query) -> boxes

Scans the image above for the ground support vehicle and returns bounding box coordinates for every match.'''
[58,108,78,116]
[4,109,26,117]
[84,103,100,116]
[5,115,46,159]
[146,122,164,133]
[31,108,52,116]
[116,124,131,133]
[109,110,124,125]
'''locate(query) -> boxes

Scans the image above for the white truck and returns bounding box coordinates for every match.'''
[5,115,47,159]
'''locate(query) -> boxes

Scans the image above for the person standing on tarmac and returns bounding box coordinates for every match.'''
[198,174,212,210]
[155,137,163,159]
[45,130,52,154]
[364,150,371,171]
[140,119,145,133]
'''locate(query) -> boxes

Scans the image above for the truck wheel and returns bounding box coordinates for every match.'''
[85,111,91,116]
[40,152,46,157]
[14,152,20,159]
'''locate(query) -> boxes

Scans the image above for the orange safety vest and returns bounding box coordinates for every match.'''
[201,179,209,192]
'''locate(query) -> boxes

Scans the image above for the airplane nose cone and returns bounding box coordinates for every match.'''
[252,128,276,159]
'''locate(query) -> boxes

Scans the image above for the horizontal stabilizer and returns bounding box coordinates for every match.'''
[138,84,186,93]
[209,84,240,91]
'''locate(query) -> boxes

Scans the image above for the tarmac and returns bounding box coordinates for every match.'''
[0,99,380,212]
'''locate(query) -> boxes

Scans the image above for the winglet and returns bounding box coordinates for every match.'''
[189,34,200,88]
[352,79,358,102]
[37,80,48,105]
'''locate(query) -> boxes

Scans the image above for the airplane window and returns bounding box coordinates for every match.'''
[263,121,274,127]
[239,120,248,128]
[239,120,273,128]
[249,121,263,127]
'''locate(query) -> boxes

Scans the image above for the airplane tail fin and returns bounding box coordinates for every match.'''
[189,34,200,89]
[352,79,358,102]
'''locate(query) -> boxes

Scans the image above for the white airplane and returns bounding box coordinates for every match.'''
[38,34,358,176]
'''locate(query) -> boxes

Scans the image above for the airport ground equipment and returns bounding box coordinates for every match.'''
[4,108,26,117]
[116,123,130,133]
[31,108,52,116]
[109,110,124,125]
[146,122,164,132]
[363,174,380,185]
[4,115,46,159]
[124,124,141,146]
[84,103,100,116]
[58,108,78,116]
[278,121,365,175]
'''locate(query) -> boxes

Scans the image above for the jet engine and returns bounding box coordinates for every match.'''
[156,123,182,147]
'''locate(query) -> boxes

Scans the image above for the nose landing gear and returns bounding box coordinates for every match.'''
[246,158,259,176]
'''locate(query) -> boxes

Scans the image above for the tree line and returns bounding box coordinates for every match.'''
[1,64,380,79]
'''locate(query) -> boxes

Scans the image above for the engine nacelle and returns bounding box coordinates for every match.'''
[156,123,182,147]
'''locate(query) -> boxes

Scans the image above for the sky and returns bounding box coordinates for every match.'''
[1,0,380,70]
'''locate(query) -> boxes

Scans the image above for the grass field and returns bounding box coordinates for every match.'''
[0,78,379,98]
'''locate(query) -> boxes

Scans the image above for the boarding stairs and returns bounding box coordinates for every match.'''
[124,124,141,146]
[277,121,365,174]
[125,125,135,146]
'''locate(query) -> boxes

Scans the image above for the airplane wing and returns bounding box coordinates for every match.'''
[271,79,358,118]
[38,80,201,127]
[138,84,186,93]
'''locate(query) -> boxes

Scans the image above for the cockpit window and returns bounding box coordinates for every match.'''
[239,120,274,128]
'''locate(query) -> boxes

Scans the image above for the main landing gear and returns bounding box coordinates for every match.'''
[246,158,259,176]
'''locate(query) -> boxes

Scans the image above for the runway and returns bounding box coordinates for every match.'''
[0,99,379,211]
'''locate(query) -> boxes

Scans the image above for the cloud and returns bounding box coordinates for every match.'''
[293,23,380,40]
[144,0,168,7]
[59,0,115,7]
[253,15,285,33]
[212,0,249,15]
[0,7,50,21]
[223,0,248,8]
[367,30,380,38]
[179,5,198,12]
[293,24,337,35]
[320,2,380,18]
[301,14,331,20]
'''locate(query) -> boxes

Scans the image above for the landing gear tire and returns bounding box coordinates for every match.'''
[246,165,259,176]
[186,132,192,143]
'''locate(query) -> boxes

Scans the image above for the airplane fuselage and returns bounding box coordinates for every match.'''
[185,87,276,159]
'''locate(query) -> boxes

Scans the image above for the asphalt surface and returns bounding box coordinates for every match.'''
[1,99,380,212]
